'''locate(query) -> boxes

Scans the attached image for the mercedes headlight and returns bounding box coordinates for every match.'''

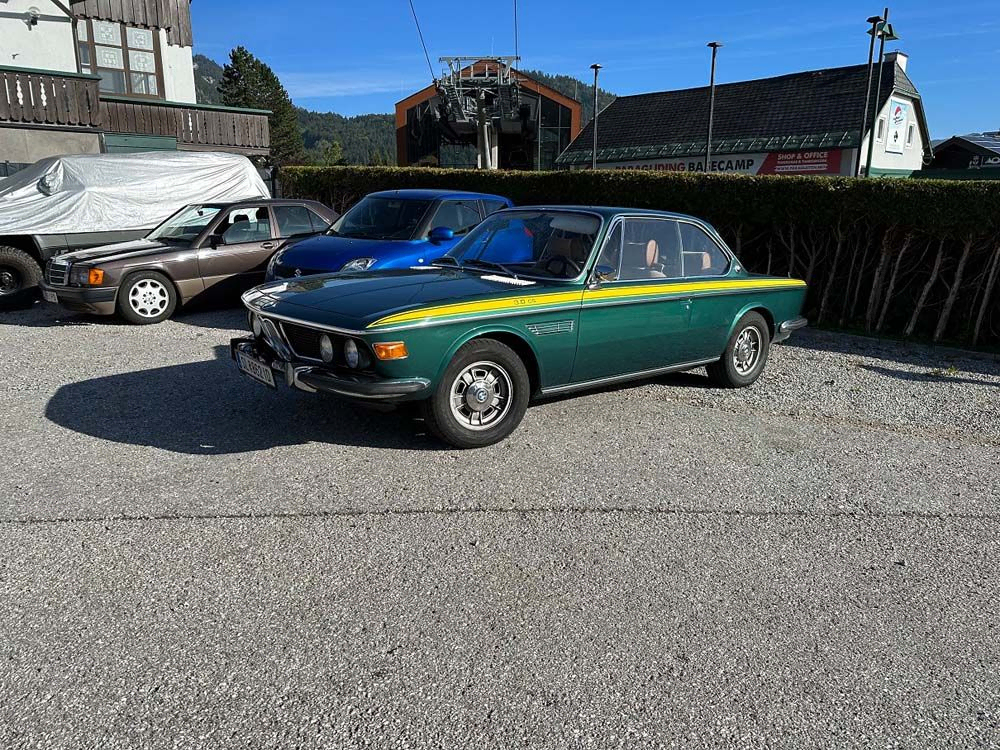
[340,257,376,272]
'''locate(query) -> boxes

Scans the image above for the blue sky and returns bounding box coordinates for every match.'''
[192,0,999,138]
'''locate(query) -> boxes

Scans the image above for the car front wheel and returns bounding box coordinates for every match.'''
[117,271,177,325]
[422,339,530,448]
[707,311,771,388]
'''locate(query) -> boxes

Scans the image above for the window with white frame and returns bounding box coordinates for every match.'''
[905,123,915,149]
[77,20,163,98]
[876,117,887,143]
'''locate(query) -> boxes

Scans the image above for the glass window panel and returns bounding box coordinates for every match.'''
[274,205,317,238]
[78,43,91,66]
[126,27,155,51]
[93,20,121,46]
[95,46,124,69]
[77,22,88,41]
[130,72,158,96]
[97,70,126,94]
[129,50,157,73]
[619,219,682,280]
[679,223,730,277]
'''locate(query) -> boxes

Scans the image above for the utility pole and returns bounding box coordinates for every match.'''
[590,63,602,170]
[706,42,723,173]
[855,13,885,177]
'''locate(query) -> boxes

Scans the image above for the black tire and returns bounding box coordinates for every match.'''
[0,245,43,308]
[116,270,177,325]
[421,338,530,448]
[707,311,771,388]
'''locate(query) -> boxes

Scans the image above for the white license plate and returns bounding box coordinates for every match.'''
[42,290,58,304]
[237,351,276,388]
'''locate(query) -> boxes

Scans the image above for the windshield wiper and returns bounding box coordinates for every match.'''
[430,256,460,266]
[462,258,519,279]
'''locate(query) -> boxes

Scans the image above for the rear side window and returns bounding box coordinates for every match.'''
[482,199,508,216]
[274,205,318,238]
[430,200,482,236]
[679,223,730,277]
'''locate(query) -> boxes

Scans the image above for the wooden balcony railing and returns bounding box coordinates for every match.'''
[0,66,102,129]
[101,97,271,155]
[0,66,270,156]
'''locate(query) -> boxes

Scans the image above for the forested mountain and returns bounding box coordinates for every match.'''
[193,54,616,165]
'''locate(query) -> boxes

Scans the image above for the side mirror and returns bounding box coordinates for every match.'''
[210,233,225,249]
[428,226,455,244]
[593,264,617,284]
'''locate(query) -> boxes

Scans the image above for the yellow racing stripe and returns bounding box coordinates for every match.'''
[367,278,806,329]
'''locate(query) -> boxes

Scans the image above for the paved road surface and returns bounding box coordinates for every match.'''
[2,302,998,748]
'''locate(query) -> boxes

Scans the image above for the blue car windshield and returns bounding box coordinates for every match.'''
[441,210,600,280]
[327,196,431,241]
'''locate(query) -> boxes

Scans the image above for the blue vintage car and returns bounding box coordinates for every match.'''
[266,189,512,281]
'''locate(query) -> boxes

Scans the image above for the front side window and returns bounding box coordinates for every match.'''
[679,222,730,277]
[329,197,431,241]
[443,210,600,280]
[147,205,222,241]
[216,207,273,244]
[429,200,482,236]
[78,20,161,98]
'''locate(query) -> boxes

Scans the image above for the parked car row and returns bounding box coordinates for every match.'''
[31,178,808,448]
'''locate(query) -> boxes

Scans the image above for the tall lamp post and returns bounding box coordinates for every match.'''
[706,42,723,173]
[864,8,898,178]
[855,13,885,177]
[590,63,602,170]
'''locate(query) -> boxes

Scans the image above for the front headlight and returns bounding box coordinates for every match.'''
[69,265,105,286]
[344,339,359,368]
[340,257,376,272]
[247,312,263,337]
[319,334,335,363]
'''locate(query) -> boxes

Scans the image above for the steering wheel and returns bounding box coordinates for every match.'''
[543,255,582,278]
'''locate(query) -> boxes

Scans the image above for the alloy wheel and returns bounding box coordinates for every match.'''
[128,279,170,318]
[449,360,513,431]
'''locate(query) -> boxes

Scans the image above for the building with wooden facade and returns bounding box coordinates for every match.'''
[0,0,269,175]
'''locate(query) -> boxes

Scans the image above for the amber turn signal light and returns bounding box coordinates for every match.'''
[88,268,105,285]
[373,341,408,360]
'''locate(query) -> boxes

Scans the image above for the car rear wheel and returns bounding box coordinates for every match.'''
[422,339,530,448]
[707,311,771,388]
[0,245,42,308]
[117,271,177,325]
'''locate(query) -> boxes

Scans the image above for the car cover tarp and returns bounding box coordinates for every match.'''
[0,151,270,235]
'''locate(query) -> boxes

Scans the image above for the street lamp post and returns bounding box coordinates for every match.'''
[590,63,602,170]
[864,7,898,178]
[706,42,723,173]
[855,13,885,177]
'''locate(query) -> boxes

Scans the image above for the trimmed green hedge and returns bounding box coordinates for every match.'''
[281,166,1000,349]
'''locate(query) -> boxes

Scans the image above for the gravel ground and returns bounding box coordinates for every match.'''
[1,300,999,749]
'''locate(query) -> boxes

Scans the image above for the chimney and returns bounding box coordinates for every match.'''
[884,51,908,72]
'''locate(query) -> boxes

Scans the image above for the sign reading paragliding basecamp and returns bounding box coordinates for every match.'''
[886,98,909,155]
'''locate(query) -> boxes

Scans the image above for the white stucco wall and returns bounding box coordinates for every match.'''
[859,92,927,176]
[0,0,77,72]
[159,31,196,103]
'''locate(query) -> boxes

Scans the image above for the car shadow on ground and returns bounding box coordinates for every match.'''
[859,363,1000,389]
[45,346,445,454]
[788,328,1000,376]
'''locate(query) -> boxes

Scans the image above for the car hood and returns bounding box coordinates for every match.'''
[250,269,560,330]
[56,238,180,265]
[277,234,426,271]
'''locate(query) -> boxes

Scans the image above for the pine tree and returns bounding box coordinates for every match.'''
[220,46,306,166]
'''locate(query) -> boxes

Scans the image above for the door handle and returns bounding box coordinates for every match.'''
[262,242,276,250]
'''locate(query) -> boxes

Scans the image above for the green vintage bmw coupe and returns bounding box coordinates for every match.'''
[232,207,807,448]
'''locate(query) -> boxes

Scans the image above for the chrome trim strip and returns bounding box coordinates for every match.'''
[245,303,368,337]
[540,357,720,396]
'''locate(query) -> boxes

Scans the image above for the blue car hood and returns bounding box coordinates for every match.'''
[277,234,424,271]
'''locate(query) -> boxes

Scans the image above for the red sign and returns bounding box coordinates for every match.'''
[759,151,842,175]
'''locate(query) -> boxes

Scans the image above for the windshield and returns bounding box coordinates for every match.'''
[328,196,431,241]
[441,210,601,280]
[147,205,222,241]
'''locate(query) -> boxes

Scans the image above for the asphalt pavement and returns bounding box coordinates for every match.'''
[2,300,998,749]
